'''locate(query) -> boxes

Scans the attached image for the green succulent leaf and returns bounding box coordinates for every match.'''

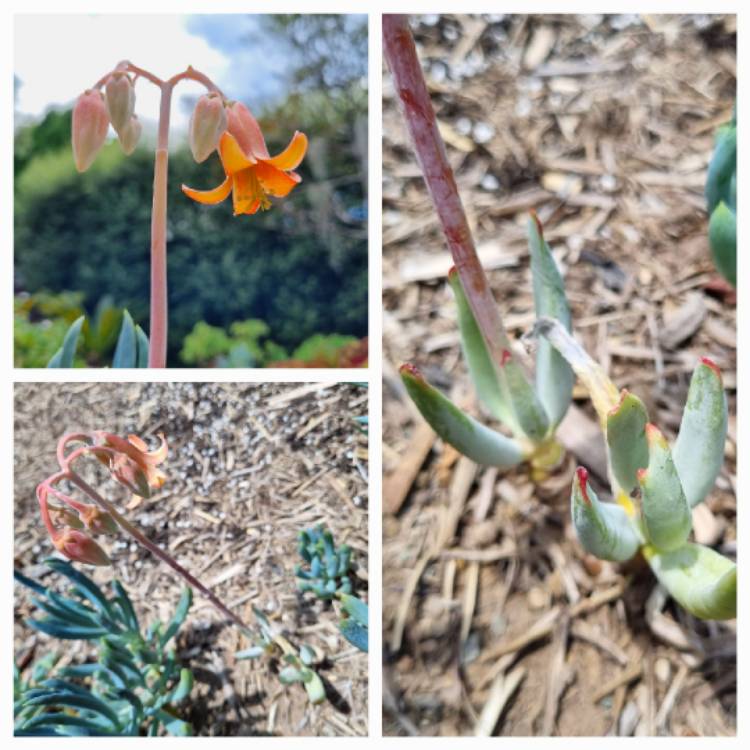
[160,588,193,648]
[112,309,137,368]
[705,121,736,213]
[448,268,516,431]
[637,425,692,551]
[47,315,85,368]
[643,542,736,620]
[400,364,525,468]
[528,214,574,428]
[339,617,368,652]
[302,669,326,705]
[168,669,194,704]
[339,593,368,626]
[24,691,120,727]
[673,358,729,508]
[606,390,649,494]
[570,467,641,562]
[135,324,150,368]
[708,201,736,287]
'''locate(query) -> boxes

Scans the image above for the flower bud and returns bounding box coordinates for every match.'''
[117,115,142,155]
[111,453,152,498]
[48,505,84,530]
[189,93,227,163]
[80,505,119,535]
[72,89,110,172]
[54,527,111,566]
[226,101,269,159]
[105,72,135,132]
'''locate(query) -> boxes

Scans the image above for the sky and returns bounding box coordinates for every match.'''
[14,14,298,134]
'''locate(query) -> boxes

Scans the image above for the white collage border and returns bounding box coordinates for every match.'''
[3,1,745,746]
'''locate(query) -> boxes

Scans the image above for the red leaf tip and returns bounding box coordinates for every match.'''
[399,363,423,380]
[447,265,458,279]
[576,467,591,505]
[608,389,629,417]
[530,210,544,237]
[636,467,648,483]
[700,357,722,381]
[501,349,512,366]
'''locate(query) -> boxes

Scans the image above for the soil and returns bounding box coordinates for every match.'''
[14,382,368,737]
[382,14,736,737]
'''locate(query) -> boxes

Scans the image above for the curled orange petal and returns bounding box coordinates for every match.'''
[255,161,301,198]
[219,132,256,175]
[265,131,308,171]
[182,175,233,205]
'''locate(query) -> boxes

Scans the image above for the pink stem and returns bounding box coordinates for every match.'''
[383,15,515,369]
[65,470,253,636]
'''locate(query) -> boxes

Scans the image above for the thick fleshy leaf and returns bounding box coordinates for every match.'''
[47,316,85,368]
[160,587,193,647]
[447,268,516,431]
[705,122,736,213]
[528,214,574,428]
[168,669,194,703]
[606,390,649,493]
[643,543,736,620]
[339,593,368,626]
[25,691,120,727]
[112,310,136,368]
[501,351,550,443]
[400,364,525,468]
[708,201,736,287]
[339,618,368,652]
[135,325,149,368]
[534,317,620,425]
[673,358,729,508]
[571,467,641,562]
[303,669,326,705]
[637,425,691,551]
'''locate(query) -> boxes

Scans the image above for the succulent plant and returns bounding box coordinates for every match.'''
[536,317,735,621]
[295,525,368,652]
[400,215,573,478]
[706,108,736,287]
[14,558,194,736]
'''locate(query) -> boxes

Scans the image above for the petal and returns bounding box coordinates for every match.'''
[255,161,301,198]
[231,171,263,215]
[266,131,308,170]
[227,101,270,160]
[219,132,256,174]
[182,175,233,205]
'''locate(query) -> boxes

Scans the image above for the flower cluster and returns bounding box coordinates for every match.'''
[36,431,168,566]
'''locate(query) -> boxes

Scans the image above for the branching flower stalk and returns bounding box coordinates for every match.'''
[383,16,572,475]
[36,431,253,637]
[71,61,307,368]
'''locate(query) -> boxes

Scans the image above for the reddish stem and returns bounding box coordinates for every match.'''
[383,15,514,369]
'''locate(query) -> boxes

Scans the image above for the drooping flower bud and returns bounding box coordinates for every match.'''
[117,115,142,155]
[226,101,269,160]
[189,93,228,163]
[54,527,111,566]
[105,72,136,133]
[72,89,110,172]
[48,504,84,530]
[79,505,119,535]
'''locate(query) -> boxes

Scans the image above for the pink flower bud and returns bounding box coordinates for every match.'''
[111,453,152,498]
[72,89,110,172]
[105,72,136,132]
[226,101,270,160]
[189,93,227,163]
[117,115,142,155]
[54,527,111,566]
[48,505,84,530]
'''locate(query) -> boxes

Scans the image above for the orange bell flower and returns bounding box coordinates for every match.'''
[181,102,307,215]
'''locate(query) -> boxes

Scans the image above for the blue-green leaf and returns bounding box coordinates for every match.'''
[643,542,736,620]
[606,390,649,494]
[112,310,137,368]
[160,588,193,648]
[47,316,85,368]
[528,214,574,429]
[339,618,368,652]
[135,324,150,368]
[400,363,525,468]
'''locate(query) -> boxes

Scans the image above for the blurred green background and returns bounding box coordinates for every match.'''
[14,14,368,367]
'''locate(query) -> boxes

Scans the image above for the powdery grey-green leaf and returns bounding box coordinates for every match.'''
[400,364,525,468]
[643,542,736,620]
[708,201,736,287]
[528,214,574,429]
[606,390,649,494]
[570,467,641,562]
[637,425,691,551]
[47,316,85,368]
[673,358,729,508]
[448,269,517,432]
